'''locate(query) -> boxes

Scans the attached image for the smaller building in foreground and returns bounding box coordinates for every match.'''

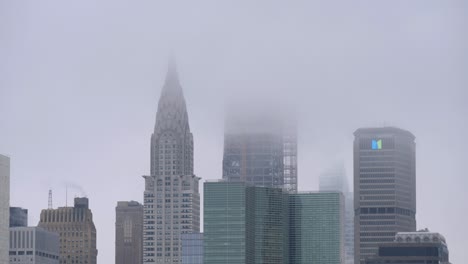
[38,197,97,264]
[181,233,203,264]
[365,230,451,264]
[115,201,143,264]
[9,226,59,264]
[10,207,28,227]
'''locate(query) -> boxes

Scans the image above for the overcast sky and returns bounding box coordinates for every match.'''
[1,1,467,263]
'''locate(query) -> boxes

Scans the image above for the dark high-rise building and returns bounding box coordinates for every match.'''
[115,201,143,264]
[222,110,297,193]
[143,61,200,264]
[9,207,28,227]
[38,197,98,264]
[354,127,416,263]
[365,231,450,264]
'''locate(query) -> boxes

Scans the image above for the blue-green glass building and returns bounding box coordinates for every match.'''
[289,192,345,264]
[204,181,344,264]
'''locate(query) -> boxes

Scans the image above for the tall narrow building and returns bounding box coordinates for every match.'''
[320,164,354,264]
[0,154,10,264]
[223,109,298,193]
[116,201,143,264]
[38,197,98,264]
[143,61,200,264]
[354,127,416,263]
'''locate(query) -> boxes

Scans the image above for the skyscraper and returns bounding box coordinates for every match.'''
[143,61,200,264]
[354,127,416,263]
[222,110,297,193]
[116,201,143,264]
[203,181,289,264]
[38,197,98,264]
[204,181,344,264]
[289,192,345,264]
[10,207,28,228]
[0,154,10,264]
[320,164,354,264]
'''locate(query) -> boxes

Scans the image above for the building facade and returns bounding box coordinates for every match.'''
[222,111,298,193]
[204,181,344,264]
[320,164,354,264]
[0,154,10,264]
[204,181,248,264]
[9,226,59,264]
[38,197,98,264]
[289,192,345,264]
[143,61,200,264]
[354,127,417,263]
[365,231,450,264]
[181,233,203,264]
[10,207,28,227]
[116,201,143,264]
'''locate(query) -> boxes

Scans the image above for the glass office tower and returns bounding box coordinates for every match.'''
[289,192,345,264]
[204,181,344,264]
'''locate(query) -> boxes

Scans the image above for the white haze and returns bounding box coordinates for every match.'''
[1,1,467,263]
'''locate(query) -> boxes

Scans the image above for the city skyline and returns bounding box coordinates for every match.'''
[1,1,466,263]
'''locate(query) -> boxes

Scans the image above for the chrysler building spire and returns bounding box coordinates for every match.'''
[143,60,200,264]
[150,59,193,176]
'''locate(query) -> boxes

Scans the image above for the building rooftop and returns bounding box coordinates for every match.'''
[354,126,415,139]
[395,231,447,245]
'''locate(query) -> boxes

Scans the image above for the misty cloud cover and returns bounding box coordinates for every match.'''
[1,1,467,263]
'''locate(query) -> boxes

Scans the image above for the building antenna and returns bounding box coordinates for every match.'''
[48,190,53,209]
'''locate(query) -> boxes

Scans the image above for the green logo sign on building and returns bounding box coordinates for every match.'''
[372,139,382,150]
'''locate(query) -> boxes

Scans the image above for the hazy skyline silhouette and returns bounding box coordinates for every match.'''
[1,1,467,263]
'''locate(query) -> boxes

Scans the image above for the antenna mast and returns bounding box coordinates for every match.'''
[48,190,53,209]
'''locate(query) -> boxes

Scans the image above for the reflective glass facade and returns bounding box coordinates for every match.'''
[204,181,344,264]
[289,192,345,264]
[181,233,203,264]
[9,207,28,228]
[204,182,247,264]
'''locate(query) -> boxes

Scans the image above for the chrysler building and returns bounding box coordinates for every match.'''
[143,60,200,264]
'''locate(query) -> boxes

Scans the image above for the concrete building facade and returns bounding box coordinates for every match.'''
[143,61,200,264]
[320,164,354,264]
[9,226,59,264]
[0,154,10,264]
[38,197,97,264]
[115,201,143,264]
[354,127,417,263]
[10,207,28,228]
